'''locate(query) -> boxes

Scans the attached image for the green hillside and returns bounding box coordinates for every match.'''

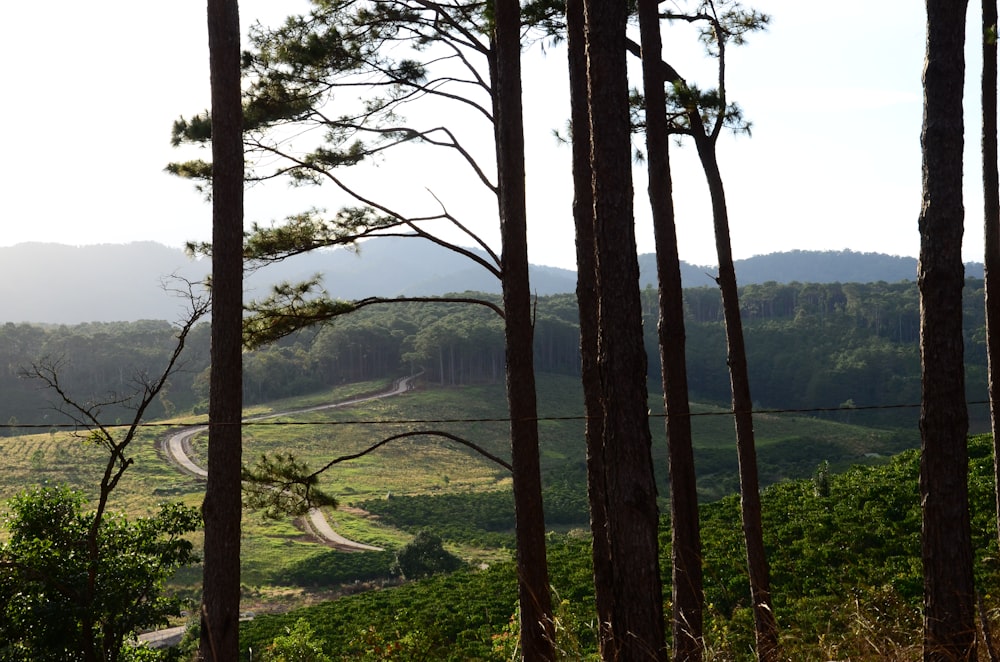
[237,434,1000,661]
[1,373,913,622]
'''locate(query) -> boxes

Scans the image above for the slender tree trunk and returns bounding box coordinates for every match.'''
[984,0,1000,553]
[566,0,613,655]
[201,0,244,659]
[582,0,667,658]
[691,124,779,660]
[638,1,703,658]
[920,1,977,660]
[627,45,773,656]
[492,2,555,658]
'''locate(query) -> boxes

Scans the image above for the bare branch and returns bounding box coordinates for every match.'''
[242,428,513,516]
[410,0,493,57]
[243,430,512,517]
[312,429,513,476]
[249,141,502,276]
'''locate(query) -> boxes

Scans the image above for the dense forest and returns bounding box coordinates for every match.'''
[0,277,986,434]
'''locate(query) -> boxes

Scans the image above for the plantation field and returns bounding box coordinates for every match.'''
[237,436,1000,660]
[0,373,912,614]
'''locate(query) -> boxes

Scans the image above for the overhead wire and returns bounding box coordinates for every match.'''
[0,398,981,431]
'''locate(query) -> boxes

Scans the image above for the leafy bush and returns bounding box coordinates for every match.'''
[0,485,200,661]
[275,550,396,587]
[262,618,332,662]
[359,483,590,549]
[393,531,465,580]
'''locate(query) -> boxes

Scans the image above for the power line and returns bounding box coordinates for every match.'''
[0,398,978,431]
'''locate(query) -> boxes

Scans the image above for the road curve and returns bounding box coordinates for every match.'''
[161,375,418,550]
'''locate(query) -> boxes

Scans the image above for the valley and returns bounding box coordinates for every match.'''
[0,268,987,658]
[0,372,913,620]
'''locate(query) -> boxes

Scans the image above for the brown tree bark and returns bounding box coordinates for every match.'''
[566,0,614,655]
[581,0,667,658]
[637,1,704,659]
[491,1,555,659]
[201,0,244,659]
[691,123,779,661]
[626,29,776,654]
[983,0,1000,555]
[920,1,977,660]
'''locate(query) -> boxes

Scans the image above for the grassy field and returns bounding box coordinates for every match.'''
[0,373,912,613]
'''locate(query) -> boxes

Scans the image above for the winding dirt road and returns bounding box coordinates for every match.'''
[161,376,417,551]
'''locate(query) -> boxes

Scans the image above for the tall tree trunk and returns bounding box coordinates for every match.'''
[201,0,244,659]
[984,0,1000,554]
[492,1,555,658]
[638,2,703,659]
[582,0,667,658]
[691,122,779,661]
[920,1,977,660]
[566,0,613,655]
[633,36,769,656]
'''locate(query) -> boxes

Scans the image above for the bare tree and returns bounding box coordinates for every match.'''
[14,295,206,662]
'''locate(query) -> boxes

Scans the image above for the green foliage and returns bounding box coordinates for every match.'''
[243,281,359,349]
[364,492,516,547]
[359,480,591,547]
[812,460,831,497]
[696,434,1000,658]
[169,112,212,146]
[0,280,989,434]
[344,623,439,661]
[491,598,600,661]
[239,538,598,660]
[242,452,338,518]
[392,531,465,580]
[242,561,519,660]
[275,550,396,587]
[0,320,213,426]
[0,485,200,661]
[241,436,1000,659]
[168,0,502,202]
[243,208,397,266]
[162,159,213,192]
[263,618,332,662]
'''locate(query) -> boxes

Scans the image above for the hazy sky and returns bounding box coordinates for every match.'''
[0,2,988,270]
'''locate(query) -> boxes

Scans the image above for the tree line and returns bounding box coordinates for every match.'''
[0,277,987,433]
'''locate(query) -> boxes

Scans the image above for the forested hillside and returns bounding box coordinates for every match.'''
[1,278,987,434]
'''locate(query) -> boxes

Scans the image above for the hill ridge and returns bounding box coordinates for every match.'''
[0,240,983,323]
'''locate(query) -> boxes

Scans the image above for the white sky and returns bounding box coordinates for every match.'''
[0,2,988,270]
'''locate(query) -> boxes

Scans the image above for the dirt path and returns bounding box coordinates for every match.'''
[161,375,418,550]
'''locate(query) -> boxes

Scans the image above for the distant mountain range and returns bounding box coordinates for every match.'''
[0,240,985,324]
